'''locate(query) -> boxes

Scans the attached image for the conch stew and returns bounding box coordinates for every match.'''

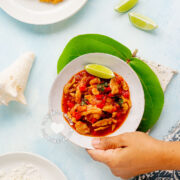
[62,70,131,137]
[40,0,63,4]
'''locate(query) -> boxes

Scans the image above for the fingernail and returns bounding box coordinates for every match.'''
[92,138,100,148]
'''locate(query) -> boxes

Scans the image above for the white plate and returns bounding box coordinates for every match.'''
[0,0,87,25]
[0,152,67,180]
[49,53,145,149]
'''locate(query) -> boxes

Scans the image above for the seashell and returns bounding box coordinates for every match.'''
[0,52,35,105]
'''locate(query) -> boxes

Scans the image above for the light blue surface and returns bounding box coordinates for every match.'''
[0,0,180,179]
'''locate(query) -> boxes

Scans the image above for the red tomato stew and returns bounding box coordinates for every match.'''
[62,70,131,137]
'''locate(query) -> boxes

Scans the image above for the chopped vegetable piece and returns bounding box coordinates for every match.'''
[79,85,86,92]
[97,102,105,109]
[73,112,81,121]
[67,101,75,108]
[118,98,124,106]
[81,99,88,105]
[108,93,114,97]
[97,84,105,92]
[123,91,130,98]
[95,94,103,100]
[103,82,109,87]
[105,87,111,92]
[91,118,97,124]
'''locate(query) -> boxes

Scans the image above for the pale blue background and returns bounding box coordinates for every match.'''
[0,0,180,179]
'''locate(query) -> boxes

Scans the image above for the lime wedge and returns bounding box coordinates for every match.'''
[129,12,158,31]
[115,0,138,13]
[85,64,115,79]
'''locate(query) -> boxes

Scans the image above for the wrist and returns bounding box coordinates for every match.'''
[156,141,180,170]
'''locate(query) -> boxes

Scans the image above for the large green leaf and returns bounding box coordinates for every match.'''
[57,34,164,132]
[129,58,164,131]
[57,34,132,73]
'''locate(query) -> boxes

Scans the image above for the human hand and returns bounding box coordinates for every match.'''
[87,132,169,179]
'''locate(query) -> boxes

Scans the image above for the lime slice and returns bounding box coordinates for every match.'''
[115,0,138,13]
[85,64,115,79]
[129,12,158,31]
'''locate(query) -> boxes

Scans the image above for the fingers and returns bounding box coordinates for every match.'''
[92,134,128,150]
[87,149,114,164]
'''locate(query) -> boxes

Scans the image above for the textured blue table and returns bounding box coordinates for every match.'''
[0,0,180,179]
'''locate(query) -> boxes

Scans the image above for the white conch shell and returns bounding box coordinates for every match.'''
[0,52,35,105]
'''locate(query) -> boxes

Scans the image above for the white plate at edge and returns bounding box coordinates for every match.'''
[0,0,87,25]
[0,152,67,180]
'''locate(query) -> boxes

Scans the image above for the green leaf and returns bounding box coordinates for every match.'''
[57,34,132,73]
[103,82,109,87]
[97,84,105,92]
[129,57,164,132]
[81,98,88,106]
[57,34,164,132]
[118,98,124,106]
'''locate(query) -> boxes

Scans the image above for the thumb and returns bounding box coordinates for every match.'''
[87,149,114,164]
[92,134,127,150]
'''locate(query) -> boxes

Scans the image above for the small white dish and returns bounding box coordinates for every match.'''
[0,0,87,25]
[0,152,67,180]
[49,53,145,149]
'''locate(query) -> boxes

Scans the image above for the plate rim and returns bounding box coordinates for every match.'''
[0,151,67,180]
[0,0,88,25]
[49,53,145,149]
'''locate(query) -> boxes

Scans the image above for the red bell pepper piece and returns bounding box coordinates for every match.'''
[116,112,121,119]
[91,118,97,123]
[89,76,95,80]
[108,93,114,97]
[79,85,86,92]
[117,76,123,84]
[102,96,107,103]
[97,102,105,109]
[67,101,75,108]
[112,106,117,112]
[74,112,81,120]
[123,91,129,98]
[119,88,122,95]
[105,87,111,92]
[95,94,103,100]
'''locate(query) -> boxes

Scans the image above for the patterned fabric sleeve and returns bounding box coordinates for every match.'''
[133,120,180,180]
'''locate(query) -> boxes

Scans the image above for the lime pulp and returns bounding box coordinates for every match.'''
[85,64,115,79]
[129,12,158,31]
[115,0,138,13]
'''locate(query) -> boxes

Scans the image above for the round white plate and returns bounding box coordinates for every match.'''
[0,152,67,180]
[0,0,87,25]
[49,53,145,149]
